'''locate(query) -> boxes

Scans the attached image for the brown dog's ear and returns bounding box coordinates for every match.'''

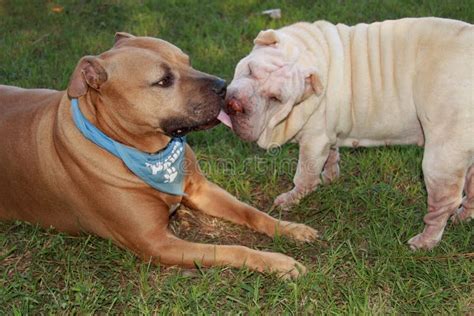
[254,29,279,46]
[114,32,135,44]
[67,56,108,98]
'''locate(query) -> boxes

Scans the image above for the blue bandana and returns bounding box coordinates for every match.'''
[71,98,186,196]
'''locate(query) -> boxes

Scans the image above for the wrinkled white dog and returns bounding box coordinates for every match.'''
[220,17,473,250]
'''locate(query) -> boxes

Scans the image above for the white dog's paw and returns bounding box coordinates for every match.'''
[274,190,301,210]
[278,221,319,242]
[321,149,340,184]
[274,186,312,210]
[321,164,340,184]
[407,233,441,251]
[450,205,474,224]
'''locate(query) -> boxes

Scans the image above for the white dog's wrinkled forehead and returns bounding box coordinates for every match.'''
[233,31,302,81]
[235,48,280,75]
[230,44,307,104]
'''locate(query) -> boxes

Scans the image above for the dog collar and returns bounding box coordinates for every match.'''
[71,98,186,196]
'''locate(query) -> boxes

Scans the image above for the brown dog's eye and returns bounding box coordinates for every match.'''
[153,74,174,88]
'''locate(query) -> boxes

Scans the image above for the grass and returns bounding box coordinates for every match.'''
[0,0,473,314]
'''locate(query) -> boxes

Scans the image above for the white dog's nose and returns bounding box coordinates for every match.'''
[227,98,243,114]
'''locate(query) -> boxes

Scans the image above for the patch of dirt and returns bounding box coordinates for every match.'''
[1,249,32,278]
[169,207,271,248]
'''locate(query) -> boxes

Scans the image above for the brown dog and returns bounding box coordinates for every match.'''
[0,33,318,278]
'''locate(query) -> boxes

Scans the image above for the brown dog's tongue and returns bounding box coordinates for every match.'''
[217,110,233,129]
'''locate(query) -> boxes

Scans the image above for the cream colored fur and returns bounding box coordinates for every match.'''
[226,17,474,250]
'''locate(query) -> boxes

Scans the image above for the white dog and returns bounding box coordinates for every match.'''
[219,17,473,250]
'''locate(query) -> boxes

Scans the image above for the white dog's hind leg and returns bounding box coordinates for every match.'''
[274,136,330,209]
[408,147,468,250]
[321,148,340,184]
[452,165,474,223]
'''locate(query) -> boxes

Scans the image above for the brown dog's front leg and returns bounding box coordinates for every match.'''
[147,231,306,279]
[183,180,318,242]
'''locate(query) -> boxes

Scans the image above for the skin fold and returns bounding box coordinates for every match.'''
[225,17,473,250]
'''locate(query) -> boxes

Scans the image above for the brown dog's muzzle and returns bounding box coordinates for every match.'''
[161,75,227,137]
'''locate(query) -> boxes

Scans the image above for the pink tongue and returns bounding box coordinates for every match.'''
[217,110,233,129]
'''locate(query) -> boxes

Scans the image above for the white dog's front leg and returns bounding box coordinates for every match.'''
[321,148,340,184]
[274,137,331,209]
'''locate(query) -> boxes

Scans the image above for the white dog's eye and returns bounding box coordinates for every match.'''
[247,61,256,78]
[269,96,281,103]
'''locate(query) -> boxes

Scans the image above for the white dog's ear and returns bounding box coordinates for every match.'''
[268,100,294,129]
[254,29,279,46]
[304,67,324,96]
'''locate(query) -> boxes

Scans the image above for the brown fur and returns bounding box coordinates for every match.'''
[0,33,318,278]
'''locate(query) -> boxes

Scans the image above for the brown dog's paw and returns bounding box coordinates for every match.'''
[278,221,319,242]
[275,257,307,280]
[250,252,307,279]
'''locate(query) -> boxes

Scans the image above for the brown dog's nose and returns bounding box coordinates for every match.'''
[212,79,227,98]
[227,98,243,114]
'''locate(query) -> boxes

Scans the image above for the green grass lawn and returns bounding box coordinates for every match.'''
[1,0,473,314]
